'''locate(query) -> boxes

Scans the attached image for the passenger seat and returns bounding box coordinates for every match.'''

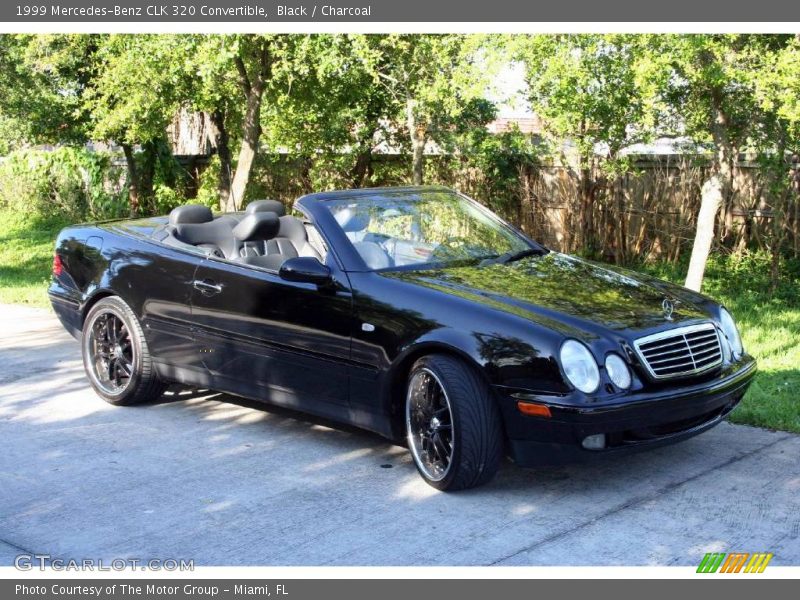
[239,200,286,256]
[173,212,278,260]
[232,213,280,259]
[241,215,322,262]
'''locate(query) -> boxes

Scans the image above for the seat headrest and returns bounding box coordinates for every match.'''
[354,241,392,270]
[246,199,286,217]
[233,212,280,242]
[169,204,213,226]
[277,215,307,243]
[334,207,370,232]
[174,219,234,246]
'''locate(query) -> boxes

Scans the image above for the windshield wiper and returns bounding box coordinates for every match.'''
[480,248,541,266]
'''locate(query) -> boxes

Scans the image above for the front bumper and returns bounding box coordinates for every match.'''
[500,355,757,466]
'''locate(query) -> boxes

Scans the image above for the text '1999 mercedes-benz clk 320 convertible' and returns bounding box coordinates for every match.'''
[49,186,756,490]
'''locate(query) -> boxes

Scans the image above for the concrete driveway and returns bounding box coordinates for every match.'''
[1,303,798,566]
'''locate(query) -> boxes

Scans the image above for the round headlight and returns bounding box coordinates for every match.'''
[605,353,632,389]
[560,340,600,394]
[719,307,743,358]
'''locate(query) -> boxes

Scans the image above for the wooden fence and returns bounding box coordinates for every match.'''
[247,153,800,263]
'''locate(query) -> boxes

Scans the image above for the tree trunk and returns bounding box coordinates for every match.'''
[684,98,735,291]
[227,39,272,212]
[350,147,373,188]
[299,155,314,193]
[406,95,425,186]
[351,102,382,188]
[139,140,157,213]
[577,152,596,255]
[208,109,233,211]
[685,175,723,291]
[121,143,140,218]
[615,175,627,264]
[229,89,263,211]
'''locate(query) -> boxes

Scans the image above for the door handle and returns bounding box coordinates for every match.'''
[192,279,223,295]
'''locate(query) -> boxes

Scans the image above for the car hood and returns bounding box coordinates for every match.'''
[383,253,714,339]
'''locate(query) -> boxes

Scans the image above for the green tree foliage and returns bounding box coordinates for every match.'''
[515,34,653,257]
[2,31,799,288]
[82,34,188,215]
[261,34,393,190]
[352,34,497,185]
[516,33,797,286]
[0,34,92,146]
[179,35,319,211]
[633,34,792,290]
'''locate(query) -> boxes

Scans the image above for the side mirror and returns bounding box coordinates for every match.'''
[279,256,333,286]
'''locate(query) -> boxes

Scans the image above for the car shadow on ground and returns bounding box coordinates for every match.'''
[2,344,798,566]
[143,384,723,491]
[153,384,393,443]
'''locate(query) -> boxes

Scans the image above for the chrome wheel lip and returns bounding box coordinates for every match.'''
[406,367,454,483]
[83,308,135,397]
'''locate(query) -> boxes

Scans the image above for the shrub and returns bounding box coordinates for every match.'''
[0,147,128,222]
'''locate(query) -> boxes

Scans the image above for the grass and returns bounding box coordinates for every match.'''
[0,209,68,307]
[1,208,798,433]
[638,254,800,434]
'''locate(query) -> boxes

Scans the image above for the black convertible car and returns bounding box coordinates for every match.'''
[49,186,756,490]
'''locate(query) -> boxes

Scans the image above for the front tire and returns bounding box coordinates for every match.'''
[405,354,504,491]
[81,296,166,406]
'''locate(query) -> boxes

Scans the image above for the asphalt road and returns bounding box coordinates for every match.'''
[1,303,798,566]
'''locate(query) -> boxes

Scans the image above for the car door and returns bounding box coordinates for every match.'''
[113,236,208,379]
[188,256,353,409]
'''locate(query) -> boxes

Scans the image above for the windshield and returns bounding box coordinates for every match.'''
[324,191,534,270]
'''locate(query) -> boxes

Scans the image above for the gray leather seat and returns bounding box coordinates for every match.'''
[246,199,286,217]
[233,213,281,257]
[173,219,238,258]
[169,204,213,226]
[333,207,393,269]
[240,215,321,262]
[334,207,370,241]
[174,212,279,260]
[168,203,319,270]
[353,241,393,269]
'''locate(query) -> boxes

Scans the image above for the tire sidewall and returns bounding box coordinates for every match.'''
[406,356,464,491]
[81,298,144,405]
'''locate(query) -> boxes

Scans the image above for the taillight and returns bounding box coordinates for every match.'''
[52,254,64,277]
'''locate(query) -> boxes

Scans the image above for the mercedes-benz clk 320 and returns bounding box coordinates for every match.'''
[49,186,756,490]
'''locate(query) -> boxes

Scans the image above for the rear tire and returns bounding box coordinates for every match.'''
[81,296,166,406]
[405,354,504,491]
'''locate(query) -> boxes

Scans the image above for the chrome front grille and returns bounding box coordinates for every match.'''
[633,323,723,380]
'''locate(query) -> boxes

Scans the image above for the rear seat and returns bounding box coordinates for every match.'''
[231,213,281,259]
[172,218,238,258]
[169,204,280,260]
[247,199,286,216]
[164,204,230,255]
[169,204,214,225]
[167,203,320,270]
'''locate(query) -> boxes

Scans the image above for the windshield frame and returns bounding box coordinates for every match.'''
[311,188,546,273]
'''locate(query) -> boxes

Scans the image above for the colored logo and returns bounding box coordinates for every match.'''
[697,552,773,573]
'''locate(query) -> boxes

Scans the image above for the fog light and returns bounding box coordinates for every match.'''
[605,353,631,389]
[582,433,606,450]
